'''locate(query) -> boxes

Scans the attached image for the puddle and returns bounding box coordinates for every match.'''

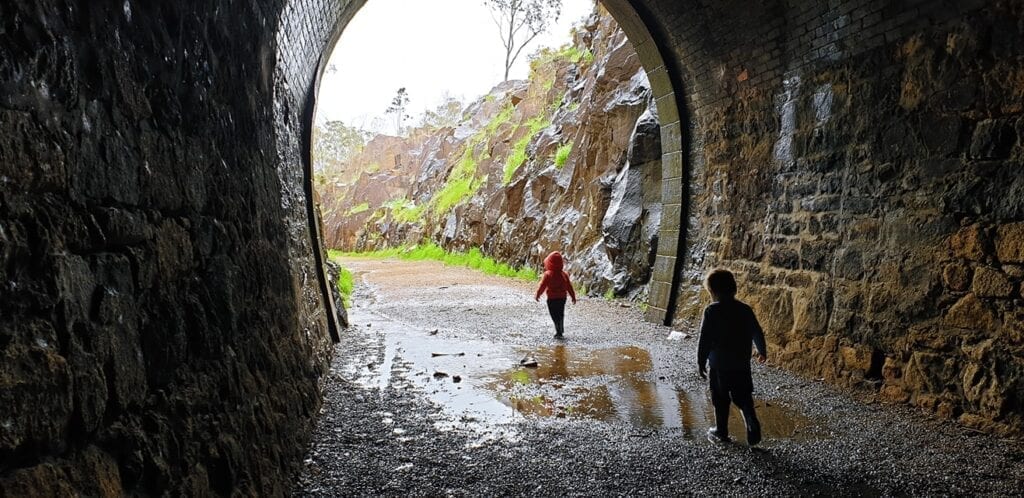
[488,345,813,441]
[344,308,812,444]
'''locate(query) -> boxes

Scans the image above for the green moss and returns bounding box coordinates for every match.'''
[553,143,573,169]
[348,202,370,215]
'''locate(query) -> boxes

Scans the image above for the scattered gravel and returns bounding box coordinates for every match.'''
[294,259,1024,496]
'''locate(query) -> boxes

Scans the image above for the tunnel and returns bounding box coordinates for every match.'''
[1,0,1022,494]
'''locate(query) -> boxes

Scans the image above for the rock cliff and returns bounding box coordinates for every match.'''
[318,7,661,298]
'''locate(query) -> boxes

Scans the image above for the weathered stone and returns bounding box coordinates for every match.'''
[969,119,1016,160]
[1002,264,1024,278]
[971,266,1014,298]
[944,293,996,330]
[840,345,872,372]
[949,223,989,261]
[942,262,973,291]
[996,222,1024,263]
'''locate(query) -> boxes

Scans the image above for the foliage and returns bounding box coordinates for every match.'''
[384,198,425,223]
[603,288,615,301]
[385,87,410,136]
[335,242,538,281]
[336,266,354,307]
[485,0,563,81]
[431,148,485,215]
[312,120,367,173]
[419,94,466,129]
[348,202,370,215]
[503,114,550,184]
[553,142,572,168]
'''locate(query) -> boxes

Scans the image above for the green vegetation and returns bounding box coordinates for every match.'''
[503,114,552,184]
[553,143,573,169]
[384,198,424,223]
[348,202,370,215]
[603,288,615,301]
[333,242,538,281]
[428,103,517,216]
[336,265,354,307]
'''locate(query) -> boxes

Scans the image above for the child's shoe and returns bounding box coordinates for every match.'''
[706,427,731,443]
[554,333,564,340]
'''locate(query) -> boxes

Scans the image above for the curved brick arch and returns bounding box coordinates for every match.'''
[273,0,693,325]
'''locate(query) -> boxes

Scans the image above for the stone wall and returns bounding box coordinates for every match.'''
[631,0,1024,433]
[0,0,347,494]
[1,0,1021,494]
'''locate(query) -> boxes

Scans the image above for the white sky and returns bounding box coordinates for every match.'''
[315,0,598,128]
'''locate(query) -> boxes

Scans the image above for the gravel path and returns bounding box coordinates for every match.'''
[294,259,1024,496]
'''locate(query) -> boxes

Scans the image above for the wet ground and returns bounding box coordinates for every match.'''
[294,258,1024,496]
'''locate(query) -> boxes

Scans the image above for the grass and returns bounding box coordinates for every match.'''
[336,265,354,307]
[553,143,572,169]
[331,242,538,281]
[384,197,424,223]
[348,202,370,215]
[503,114,551,184]
[604,288,615,301]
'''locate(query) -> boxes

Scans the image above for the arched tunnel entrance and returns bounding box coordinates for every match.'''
[2,0,1023,494]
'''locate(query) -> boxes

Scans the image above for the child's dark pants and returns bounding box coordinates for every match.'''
[546,298,566,337]
[709,368,761,443]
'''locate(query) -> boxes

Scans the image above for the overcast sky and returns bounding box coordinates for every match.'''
[315,0,597,128]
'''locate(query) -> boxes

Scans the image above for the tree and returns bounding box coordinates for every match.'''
[419,93,466,129]
[312,120,367,173]
[385,87,410,136]
[485,0,563,81]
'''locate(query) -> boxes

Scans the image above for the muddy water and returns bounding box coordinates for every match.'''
[491,345,811,441]
[349,306,810,443]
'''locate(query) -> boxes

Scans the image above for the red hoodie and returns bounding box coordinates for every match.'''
[535,251,577,302]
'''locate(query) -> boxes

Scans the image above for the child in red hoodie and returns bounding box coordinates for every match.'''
[535,251,577,339]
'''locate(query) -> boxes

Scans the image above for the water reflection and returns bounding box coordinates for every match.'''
[491,345,811,440]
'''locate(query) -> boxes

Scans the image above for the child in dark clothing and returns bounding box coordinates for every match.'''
[535,251,577,339]
[696,268,768,445]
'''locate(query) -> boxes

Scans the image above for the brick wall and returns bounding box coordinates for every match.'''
[632,0,1024,434]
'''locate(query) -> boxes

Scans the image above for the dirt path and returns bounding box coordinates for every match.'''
[294,258,1024,496]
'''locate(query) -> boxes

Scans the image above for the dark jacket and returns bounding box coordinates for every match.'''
[696,298,767,371]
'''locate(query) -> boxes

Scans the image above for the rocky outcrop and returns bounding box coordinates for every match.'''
[319,7,661,298]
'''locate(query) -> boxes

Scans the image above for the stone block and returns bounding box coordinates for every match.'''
[971,266,1014,298]
[840,345,872,372]
[949,223,989,261]
[969,119,1016,159]
[943,293,996,330]
[942,262,972,291]
[996,222,1024,263]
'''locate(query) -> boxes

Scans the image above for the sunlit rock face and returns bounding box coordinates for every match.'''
[322,8,661,298]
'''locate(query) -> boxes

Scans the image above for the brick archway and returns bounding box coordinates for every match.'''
[273,0,690,326]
